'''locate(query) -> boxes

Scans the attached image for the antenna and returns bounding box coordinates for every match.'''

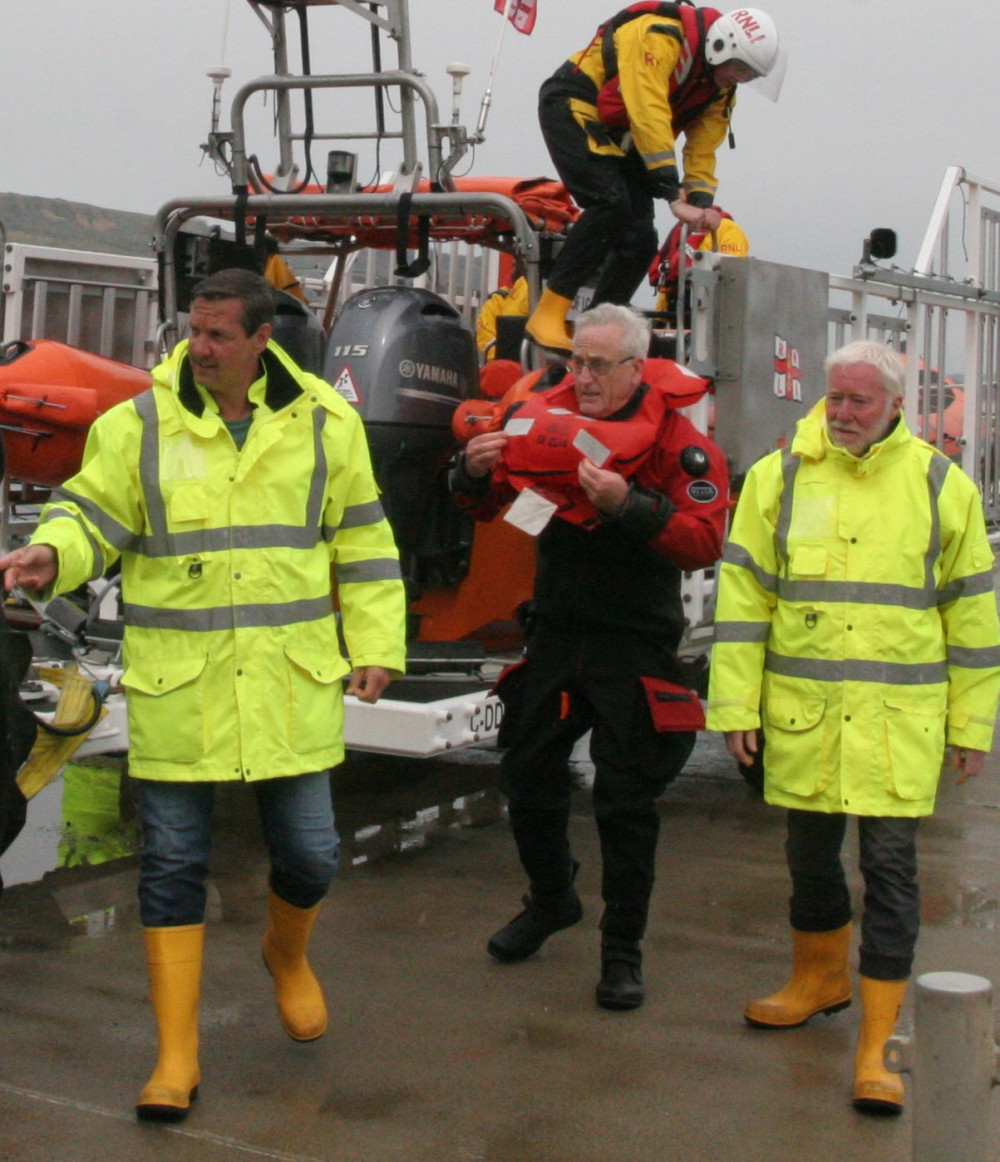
[446,62,471,129]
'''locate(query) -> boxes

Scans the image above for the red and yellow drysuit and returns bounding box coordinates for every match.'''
[538,2,733,306]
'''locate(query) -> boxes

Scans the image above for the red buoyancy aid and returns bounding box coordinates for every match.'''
[495,359,710,528]
[594,2,724,131]
[648,207,732,287]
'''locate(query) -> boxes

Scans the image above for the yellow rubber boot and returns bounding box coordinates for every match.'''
[525,288,574,354]
[136,923,204,1122]
[262,892,328,1042]
[852,976,907,1115]
[744,923,853,1028]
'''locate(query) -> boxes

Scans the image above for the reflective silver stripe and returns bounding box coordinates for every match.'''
[925,454,948,590]
[133,390,329,557]
[305,408,328,531]
[770,447,966,611]
[138,524,323,558]
[135,392,166,540]
[776,577,935,610]
[723,542,778,593]
[774,450,799,564]
[765,650,948,686]
[47,490,136,554]
[948,644,1000,669]
[123,594,334,631]
[40,503,107,581]
[939,569,996,603]
[642,149,676,166]
[337,498,387,530]
[335,558,403,583]
[714,620,770,643]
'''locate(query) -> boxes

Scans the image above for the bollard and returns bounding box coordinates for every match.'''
[886,971,1000,1162]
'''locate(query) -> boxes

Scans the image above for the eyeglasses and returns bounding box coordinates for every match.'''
[567,356,635,378]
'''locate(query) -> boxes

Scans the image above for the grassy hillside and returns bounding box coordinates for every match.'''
[0,193,154,257]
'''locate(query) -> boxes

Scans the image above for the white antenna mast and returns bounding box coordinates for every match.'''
[475,0,514,142]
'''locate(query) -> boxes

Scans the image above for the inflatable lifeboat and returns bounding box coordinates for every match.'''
[0,340,150,488]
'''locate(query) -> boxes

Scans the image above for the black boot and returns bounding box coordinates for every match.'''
[596,938,644,1011]
[487,886,583,962]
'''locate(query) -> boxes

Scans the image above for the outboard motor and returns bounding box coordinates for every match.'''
[322,287,478,588]
[272,289,325,375]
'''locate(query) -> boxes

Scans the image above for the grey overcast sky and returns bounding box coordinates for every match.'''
[2,0,997,295]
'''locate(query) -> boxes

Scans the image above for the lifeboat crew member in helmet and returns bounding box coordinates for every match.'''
[526,4,781,354]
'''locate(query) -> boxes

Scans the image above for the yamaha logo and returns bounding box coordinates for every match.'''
[397,360,461,388]
[687,480,718,504]
[357,296,376,309]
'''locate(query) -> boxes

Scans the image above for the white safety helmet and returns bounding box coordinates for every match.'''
[705,8,780,77]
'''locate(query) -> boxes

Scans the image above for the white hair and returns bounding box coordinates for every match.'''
[573,303,651,359]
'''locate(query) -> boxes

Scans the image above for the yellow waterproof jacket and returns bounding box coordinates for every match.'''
[476,277,530,358]
[707,400,1000,816]
[32,340,407,782]
[567,11,733,204]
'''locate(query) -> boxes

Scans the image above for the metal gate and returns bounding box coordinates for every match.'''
[829,166,1000,527]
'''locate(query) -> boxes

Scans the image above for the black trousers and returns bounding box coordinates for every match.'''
[500,624,694,942]
[785,809,920,981]
[538,80,660,307]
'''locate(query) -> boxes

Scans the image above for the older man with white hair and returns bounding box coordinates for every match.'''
[708,339,1000,1115]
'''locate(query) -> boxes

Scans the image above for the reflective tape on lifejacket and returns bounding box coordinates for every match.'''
[765,651,949,687]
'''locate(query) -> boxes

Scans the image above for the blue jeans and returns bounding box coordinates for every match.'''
[137,772,340,927]
[785,809,920,981]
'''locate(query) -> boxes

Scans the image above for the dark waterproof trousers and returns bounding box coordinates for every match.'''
[785,809,921,981]
[538,78,660,307]
[500,623,695,942]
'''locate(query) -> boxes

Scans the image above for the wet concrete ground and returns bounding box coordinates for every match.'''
[3,731,1000,1161]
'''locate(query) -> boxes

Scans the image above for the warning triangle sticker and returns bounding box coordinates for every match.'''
[333,366,361,404]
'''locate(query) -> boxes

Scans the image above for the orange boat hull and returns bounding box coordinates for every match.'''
[0,340,149,487]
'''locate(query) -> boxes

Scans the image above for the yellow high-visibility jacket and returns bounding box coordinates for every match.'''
[475,277,530,359]
[32,339,407,783]
[707,400,1000,816]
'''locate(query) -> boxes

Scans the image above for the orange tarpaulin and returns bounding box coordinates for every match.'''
[261,176,579,250]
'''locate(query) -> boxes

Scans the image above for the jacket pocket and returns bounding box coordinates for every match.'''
[882,694,947,800]
[284,640,350,753]
[789,545,828,576]
[121,654,208,763]
[762,690,831,795]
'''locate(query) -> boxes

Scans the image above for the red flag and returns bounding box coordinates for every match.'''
[493,0,537,35]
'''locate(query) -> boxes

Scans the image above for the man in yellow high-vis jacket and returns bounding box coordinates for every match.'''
[707,340,1000,1116]
[0,269,407,1123]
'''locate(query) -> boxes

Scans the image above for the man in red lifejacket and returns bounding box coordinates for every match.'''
[650,205,749,319]
[451,303,728,1011]
[525,4,780,353]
